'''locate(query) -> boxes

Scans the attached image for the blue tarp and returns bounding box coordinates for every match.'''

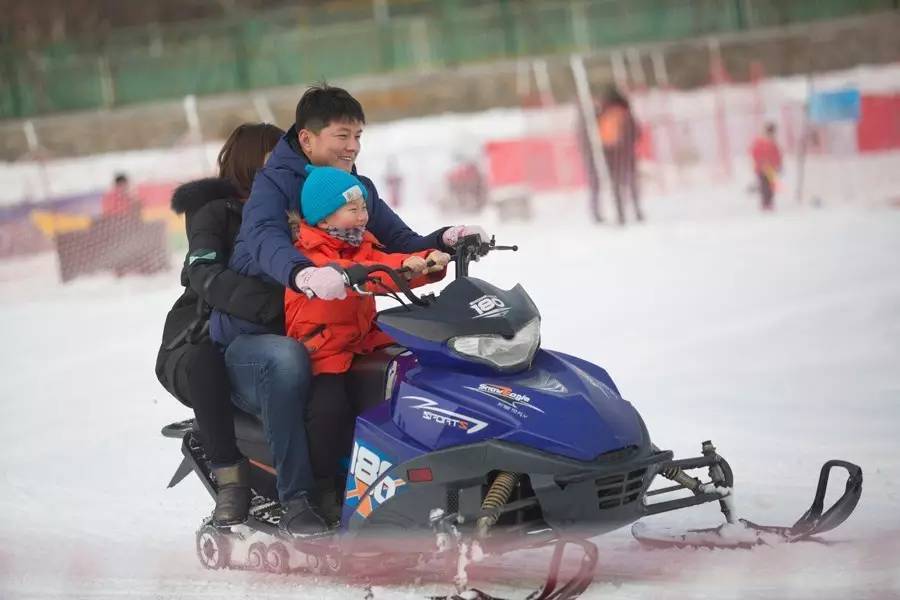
[808,88,861,123]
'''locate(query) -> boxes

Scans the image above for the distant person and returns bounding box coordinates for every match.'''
[101,173,141,217]
[597,86,643,225]
[750,122,783,211]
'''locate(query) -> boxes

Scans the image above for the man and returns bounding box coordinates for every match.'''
[597,87,643,225]
[210,84,486,536]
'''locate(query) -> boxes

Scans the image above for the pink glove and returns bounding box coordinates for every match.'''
[442,225,489,248]
[294,266,347,300]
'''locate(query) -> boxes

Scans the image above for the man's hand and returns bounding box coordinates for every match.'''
[294,266,347,300]
[442,225,489,248]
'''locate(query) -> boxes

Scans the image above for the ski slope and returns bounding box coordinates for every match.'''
[1,183,899,599]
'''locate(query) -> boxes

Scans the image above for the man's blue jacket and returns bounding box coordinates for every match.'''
[210,126,448,347]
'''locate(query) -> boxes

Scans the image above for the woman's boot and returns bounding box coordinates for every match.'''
[211,459,251,526]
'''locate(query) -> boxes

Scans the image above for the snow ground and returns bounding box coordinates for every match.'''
[1,181,899,599]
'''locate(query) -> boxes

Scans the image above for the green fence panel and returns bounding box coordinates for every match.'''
[745,0,894,28]
[1,0,894,119]
[41,55,105,112]
[299,22,383,80]
[111,38,239,105]
[516,3,578,56]
[446,7,515,64]
[0,51,23,119]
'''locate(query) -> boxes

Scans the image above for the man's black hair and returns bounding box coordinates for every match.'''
[295,83,366,133]
[114,173,128,184]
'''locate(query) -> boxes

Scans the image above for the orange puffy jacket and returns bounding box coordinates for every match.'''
[285,223,445,375]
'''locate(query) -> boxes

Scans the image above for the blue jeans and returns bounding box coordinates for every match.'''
[225,334,314,503]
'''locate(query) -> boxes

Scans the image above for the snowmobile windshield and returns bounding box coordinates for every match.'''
[378,277,540,341]
[377,277,541,372]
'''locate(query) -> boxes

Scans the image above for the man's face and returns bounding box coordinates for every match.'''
[299,119,363,172]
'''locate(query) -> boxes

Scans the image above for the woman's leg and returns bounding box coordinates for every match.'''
[179,341,242,465]
[172,340,249,525]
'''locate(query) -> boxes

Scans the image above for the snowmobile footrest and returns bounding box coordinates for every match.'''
[168,456,194,488]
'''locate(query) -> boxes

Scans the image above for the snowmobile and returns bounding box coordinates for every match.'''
[162,234,862,600]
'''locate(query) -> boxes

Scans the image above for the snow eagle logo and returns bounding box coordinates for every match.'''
[465,383,545,414]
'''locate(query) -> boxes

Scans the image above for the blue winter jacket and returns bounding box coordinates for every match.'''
[210,126,448,347]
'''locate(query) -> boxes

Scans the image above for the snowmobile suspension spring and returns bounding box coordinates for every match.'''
[475,471,520,538]
[661,466,700,492]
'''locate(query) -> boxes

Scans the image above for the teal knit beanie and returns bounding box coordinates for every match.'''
[300,165,369,225]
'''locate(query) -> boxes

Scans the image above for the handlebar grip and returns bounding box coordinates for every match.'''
[341,264,371,287]
[397,259,438,274]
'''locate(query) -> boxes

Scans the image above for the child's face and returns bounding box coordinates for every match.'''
[299,119,362,173]
[319,196,368,230]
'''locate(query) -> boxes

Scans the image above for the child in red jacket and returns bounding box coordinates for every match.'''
[285,165,449,522]
[286,165,449,373]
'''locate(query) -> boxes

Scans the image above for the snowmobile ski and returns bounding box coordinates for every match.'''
[633,459,862,549]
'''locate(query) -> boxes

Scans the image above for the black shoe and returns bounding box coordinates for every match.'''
[211,459,251,526]
[278,495,331,537]
[314,479,343,527]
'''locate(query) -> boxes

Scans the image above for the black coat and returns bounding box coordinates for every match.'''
[155,177,283,398]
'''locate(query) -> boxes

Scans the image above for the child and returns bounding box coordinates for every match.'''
[285,165,450,522]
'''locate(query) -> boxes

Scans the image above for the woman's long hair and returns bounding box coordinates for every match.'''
[217,123,284,200]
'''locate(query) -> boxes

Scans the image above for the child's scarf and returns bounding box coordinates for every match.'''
[325,225,365,247]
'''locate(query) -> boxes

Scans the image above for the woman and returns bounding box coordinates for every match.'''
[156,123,287,526]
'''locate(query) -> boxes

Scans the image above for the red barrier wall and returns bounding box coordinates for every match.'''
[857,94,900,152]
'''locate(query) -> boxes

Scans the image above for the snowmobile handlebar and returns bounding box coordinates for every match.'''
[339,235,518,307]
[341,262,432,306]
[453,233,518,278]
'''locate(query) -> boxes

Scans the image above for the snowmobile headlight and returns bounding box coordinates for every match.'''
[449,318,540,371]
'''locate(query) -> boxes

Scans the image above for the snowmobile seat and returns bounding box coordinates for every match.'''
[190,409,272,465]
[345,345,407,414]
[232,409,271,463]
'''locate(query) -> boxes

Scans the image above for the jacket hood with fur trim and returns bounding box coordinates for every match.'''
[171,178,240,215]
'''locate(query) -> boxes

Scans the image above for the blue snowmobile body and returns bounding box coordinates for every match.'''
[337,272,668,551]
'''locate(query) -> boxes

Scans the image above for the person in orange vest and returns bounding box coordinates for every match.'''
[750,122,783,211]
[101,173,141,217]
[284,165,450,521]
[597,86,643,225]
